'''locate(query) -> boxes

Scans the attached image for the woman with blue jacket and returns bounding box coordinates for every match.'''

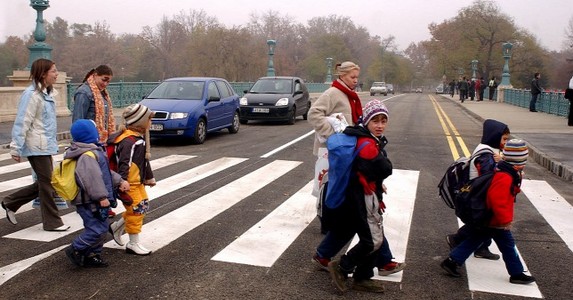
[1,58,69,231]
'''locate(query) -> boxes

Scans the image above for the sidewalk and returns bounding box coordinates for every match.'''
[1,97,572,181]
[439,94,573,182]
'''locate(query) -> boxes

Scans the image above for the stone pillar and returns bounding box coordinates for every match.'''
[7,70,71,117]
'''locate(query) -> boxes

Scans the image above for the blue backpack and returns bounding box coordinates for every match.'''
[324,133,367,209]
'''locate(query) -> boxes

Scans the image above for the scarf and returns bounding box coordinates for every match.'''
[332,79,362,124]
[87,76,116,143]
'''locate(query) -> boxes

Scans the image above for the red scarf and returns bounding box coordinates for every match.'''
[332,79,362,124]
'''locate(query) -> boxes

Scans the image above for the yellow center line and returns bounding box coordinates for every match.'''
[429,95,471,160]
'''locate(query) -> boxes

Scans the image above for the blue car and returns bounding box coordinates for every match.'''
[139,77,240,144]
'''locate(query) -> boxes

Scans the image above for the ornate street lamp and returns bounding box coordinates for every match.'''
[325,57,333,83]
[27,0,52,69]
[266,39,276,77]
[458,68,464,80]
[499,42,513,87]
[471,59,478,80]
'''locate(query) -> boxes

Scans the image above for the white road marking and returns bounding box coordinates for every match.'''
[260,130,315,158]
[521,179,573,252]
[348,169,420,283]
[0,155,195,220]
[0,154,64,174]
[105,160,302,252]
[0,245,67,286]
[212,180,315,267]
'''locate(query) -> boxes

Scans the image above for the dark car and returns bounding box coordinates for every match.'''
[239,76,310,125]
[386,83,395,94]
[139,77,240,144]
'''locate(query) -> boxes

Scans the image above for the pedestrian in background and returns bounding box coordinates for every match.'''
[1,58,69,231]
[475,77,482,101]
[449,79,456,98]
[72,65,116,144]
[441,139,536,285]
[478,77,486,101]
[565,73,573,126]
[459,77,468,102]
[469,79,476,101]
[488,77,497,101]
[529,73,542,112]
[107,104,156,255]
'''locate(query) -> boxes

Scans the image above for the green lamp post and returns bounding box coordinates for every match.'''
[266,39,276,77]
[499,42,513,86]
[325,57,333,83]
[471,59,478,80]
[26,0,52,69]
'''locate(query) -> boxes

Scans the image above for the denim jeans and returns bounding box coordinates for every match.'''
[72,204,109,255]
[450,228,524,276]
[529,93,539,111]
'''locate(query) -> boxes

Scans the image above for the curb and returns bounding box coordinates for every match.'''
[440,95,573,182]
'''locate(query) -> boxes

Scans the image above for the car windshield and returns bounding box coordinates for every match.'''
[250,79,292,94]
[372,83,385,87]
[147,81,205,100]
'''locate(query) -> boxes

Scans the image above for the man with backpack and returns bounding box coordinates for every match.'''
[445,119,510,260]
[441,139,535,285]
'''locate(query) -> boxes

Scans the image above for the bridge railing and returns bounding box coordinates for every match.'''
[66,81,331,110]
[503,89,569,117]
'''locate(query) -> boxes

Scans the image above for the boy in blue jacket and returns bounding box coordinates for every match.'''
[65,120,129,267]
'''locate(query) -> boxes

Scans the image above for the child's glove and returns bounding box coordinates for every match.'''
[94,205,110,221]
[144,178,156,187]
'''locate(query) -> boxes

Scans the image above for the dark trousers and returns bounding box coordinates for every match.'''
[529,93,539,111]
[452,224,492,251]
[317,231,394,269]
[450,228,524,276]
[568,100,573,126]
[72,204,108,255]
[3,155,64,230]
[489,88,496,100]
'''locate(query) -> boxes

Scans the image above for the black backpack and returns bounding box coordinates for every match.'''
[438,148,493,209]
[453,172,495,227]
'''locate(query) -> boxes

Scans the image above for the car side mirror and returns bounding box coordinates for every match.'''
[209,96,221,102]
[243,90,249,94]
[294,90,303,95]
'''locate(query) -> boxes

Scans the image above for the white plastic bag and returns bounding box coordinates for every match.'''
[312,147,329,197]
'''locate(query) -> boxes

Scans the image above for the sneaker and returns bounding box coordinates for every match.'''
[45,224,70,231]
[327,260,349,293]
[446,234,458,250]
[65,246,84,267]
[474,248,500,260]
[352,279,385,293]
[510,273,536,284]
[1,201,17,225]
[312,253,330,271]
[440,257,461,277]
[83,254,109,268]
[378,261,406,276]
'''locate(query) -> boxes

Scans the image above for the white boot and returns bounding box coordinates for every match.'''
[108,218,126,246]
[126,234,152,255]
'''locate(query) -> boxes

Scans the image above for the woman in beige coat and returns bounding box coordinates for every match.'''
[308,61,362,155]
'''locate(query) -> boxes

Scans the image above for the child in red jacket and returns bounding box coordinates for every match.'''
[441,139,535,284]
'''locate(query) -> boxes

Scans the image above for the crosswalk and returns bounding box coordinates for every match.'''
[0,152,572,298]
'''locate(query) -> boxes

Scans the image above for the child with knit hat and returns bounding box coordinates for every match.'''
[107,104,156,255]
[65,120,130,267]
[441,139,535,284]
[324,99,394,293]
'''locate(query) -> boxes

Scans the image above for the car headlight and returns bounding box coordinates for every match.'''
[240,97,248,106]
[170,112,188,119]
[275,98,289,106]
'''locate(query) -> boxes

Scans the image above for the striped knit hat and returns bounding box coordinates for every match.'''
[362,99,389,125]
[502,139,528,165]
[123,104,154,128]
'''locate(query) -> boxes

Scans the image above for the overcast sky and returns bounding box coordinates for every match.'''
[1,0,571,52]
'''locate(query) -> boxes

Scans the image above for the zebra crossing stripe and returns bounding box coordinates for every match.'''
[347,169,420,283]
[105,160,302,252]
[212,180,315,267]
[0,245,67,286]
[0,154,64,175]
[521,179,573,252]
[0,153,13,161]
[0,155,195,221]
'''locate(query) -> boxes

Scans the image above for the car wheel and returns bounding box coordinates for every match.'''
[228,111,240,134]
[287,107,296,125]
[192,118,207,144]
[239,118,248,125]
[303,102,310,120]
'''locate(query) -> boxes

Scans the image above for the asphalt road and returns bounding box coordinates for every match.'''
[0,93,572,299]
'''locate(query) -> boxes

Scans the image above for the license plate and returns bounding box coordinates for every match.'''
[150,123,163,131]
[252,107,270,113]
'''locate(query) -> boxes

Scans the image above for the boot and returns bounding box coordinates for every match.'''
[108,218,126,246]
[126,233,152,256]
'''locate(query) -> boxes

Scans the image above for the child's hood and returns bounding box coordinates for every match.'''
[64,142,101,159]
[480,119,508,149]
